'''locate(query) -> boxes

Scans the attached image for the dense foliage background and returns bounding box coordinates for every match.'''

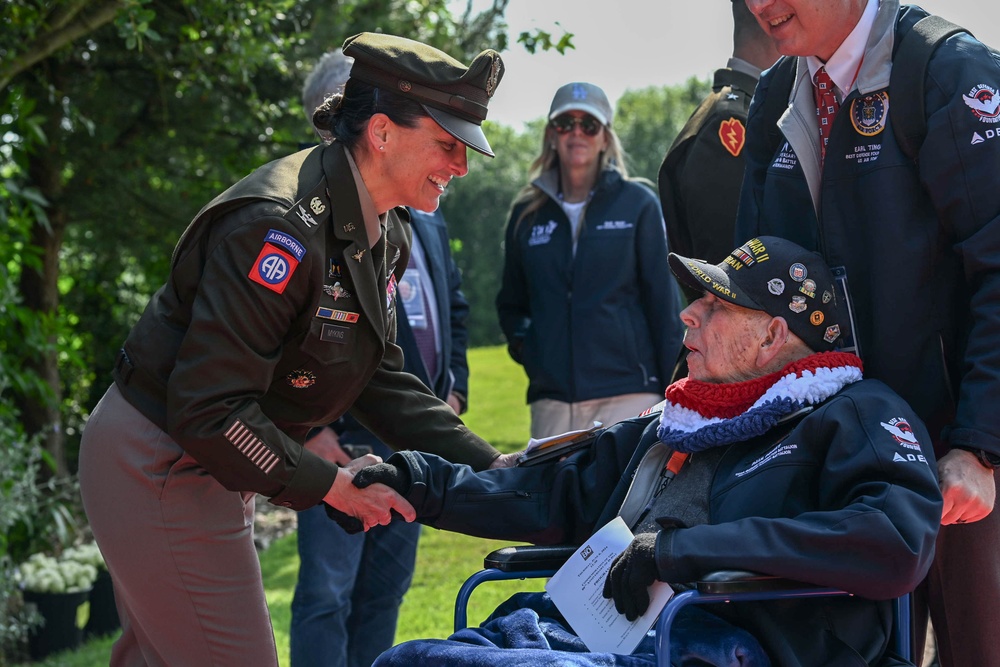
[0,2,707,661]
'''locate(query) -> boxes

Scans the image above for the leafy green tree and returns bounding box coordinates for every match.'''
[1,0,531,475]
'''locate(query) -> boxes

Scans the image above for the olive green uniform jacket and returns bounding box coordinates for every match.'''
[113,143,500,511]
[658,67,759,266]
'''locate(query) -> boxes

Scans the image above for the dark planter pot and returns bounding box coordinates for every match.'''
[22,588,90,661]
[85,568,121,638]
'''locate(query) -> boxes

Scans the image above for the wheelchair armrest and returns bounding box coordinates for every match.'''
[695,569,826,595]
[484,545,578,573]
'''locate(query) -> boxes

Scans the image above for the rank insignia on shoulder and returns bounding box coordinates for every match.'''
[296,204,318,228]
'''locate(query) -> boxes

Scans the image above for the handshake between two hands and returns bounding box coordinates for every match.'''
[323,448,523,534]
[323,454,413,534]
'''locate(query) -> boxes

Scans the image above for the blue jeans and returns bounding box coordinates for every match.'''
[290,437,421,667]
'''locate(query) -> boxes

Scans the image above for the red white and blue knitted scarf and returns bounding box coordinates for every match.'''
[656,352,864,453]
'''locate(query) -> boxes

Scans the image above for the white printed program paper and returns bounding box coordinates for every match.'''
[545,516,674,655]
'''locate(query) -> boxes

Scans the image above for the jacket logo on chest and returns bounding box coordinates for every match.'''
[849,92,888,137]
[734,443,798,478]
[595,220,634,231]
[528,221,558,247]
[771,142,798,171]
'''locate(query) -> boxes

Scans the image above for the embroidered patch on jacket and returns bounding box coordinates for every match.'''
[718,117,746,157]
[225,419,280,473]
[963,84,1000,123]
[880,417,922,451]
[249,244,299,294]
[850,92,888,137]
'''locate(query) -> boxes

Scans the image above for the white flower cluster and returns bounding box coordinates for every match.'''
[17,544,105,594]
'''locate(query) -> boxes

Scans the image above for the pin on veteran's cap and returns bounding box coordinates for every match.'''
[342,32,504,157]
[668,236,850,352]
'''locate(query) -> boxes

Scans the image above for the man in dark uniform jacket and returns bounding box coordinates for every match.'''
[658,0,780,267]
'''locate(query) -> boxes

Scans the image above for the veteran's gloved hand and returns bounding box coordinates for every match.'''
[351,461,412,496]
[603,532,659,621]
[324,456,412,534]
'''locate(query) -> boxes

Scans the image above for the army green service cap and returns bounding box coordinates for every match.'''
[343,32,505,157]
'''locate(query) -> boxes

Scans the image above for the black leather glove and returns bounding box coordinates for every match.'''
[323,461,411,534]
[324,504,364,534]
[351,461,412,496]
[603,532,659,621]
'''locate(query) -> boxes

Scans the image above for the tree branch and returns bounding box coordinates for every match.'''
[0,1,124,91]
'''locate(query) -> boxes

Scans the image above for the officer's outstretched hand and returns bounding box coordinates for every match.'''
[603,533,658,621]
[323,455,416,533]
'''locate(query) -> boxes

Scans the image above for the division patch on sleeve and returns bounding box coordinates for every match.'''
[718,117,746,157]
[248,229,307,294]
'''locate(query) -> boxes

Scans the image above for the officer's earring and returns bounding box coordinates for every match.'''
[379,145,385,151]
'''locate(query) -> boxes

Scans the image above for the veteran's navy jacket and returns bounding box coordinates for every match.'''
[736,0,1000,460]
[496,168,683,404]
[387,379,942,666]
[112,143,499,511]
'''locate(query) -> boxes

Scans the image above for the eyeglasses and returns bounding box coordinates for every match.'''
[550,114,603,136]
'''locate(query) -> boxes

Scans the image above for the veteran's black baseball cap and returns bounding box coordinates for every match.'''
[668,236,849,351]
[343,32,504,157]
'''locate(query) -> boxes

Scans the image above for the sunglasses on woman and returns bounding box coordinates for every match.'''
[550,114,603,136]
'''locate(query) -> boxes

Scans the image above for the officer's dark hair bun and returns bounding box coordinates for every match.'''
[316,79,427,150]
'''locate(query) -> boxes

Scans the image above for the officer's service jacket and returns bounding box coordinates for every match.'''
[386,379,942,666]
[659,66,759,265]
[736,0,1000,460]
[113,143,498,510]
[496,168,683,404]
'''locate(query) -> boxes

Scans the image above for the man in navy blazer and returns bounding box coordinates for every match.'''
[290,49,473,667]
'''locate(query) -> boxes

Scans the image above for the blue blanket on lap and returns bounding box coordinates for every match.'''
[373,592,771,667]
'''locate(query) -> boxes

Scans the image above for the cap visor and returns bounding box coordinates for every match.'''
[668,253,757,309]
[423,105,494,157]
[548,102,610,126]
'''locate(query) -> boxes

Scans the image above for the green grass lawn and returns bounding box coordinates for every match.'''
[24,345,539,666]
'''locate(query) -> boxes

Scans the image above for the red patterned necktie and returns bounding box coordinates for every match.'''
[813,67,839,163]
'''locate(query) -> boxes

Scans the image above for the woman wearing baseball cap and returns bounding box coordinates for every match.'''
[497,82,684,439]
[79,33,510,666]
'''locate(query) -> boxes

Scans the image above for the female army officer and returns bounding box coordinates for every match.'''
[78,33,509,666]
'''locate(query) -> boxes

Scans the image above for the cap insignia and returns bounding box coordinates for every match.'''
[486,56,501,98]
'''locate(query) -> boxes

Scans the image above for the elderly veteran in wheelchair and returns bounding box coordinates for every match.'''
[338,236,942,667]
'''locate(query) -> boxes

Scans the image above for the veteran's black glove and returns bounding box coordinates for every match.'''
[324,461,412,534]
[603,532,659,621]
[324,504,364,534]
[351,461,411,495]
